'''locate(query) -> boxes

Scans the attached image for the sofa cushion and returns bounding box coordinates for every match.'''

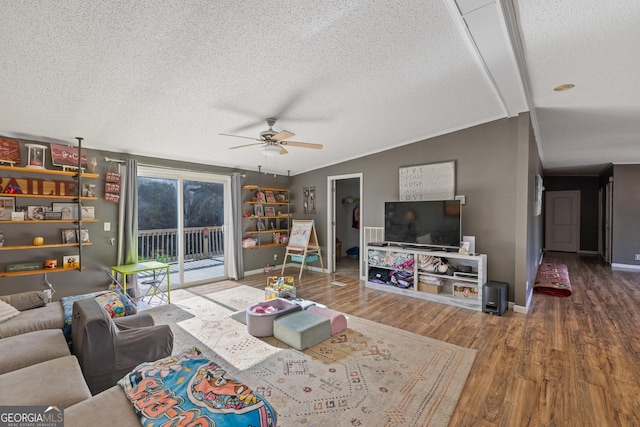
[0,302,64,339]
[0,300,20,323]
[0,291,47,311]
[0,329,70,375]
[0,356,91,407]
[65,386,140,427]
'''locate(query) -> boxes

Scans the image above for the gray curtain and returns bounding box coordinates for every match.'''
[228,172,244,279]
[117,159,139,297]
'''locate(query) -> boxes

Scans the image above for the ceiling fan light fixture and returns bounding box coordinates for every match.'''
[261,144,281,156]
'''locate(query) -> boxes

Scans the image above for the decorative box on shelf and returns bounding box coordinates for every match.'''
[418,282,442,294]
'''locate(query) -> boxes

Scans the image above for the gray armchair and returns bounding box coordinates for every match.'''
[71,298,173,395]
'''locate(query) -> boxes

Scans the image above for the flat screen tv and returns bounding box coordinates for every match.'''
[384,200,461,249]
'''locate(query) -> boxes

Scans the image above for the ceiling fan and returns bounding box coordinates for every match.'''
[221,118,323,156]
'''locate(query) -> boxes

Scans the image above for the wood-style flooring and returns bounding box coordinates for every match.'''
[183,252,640,426]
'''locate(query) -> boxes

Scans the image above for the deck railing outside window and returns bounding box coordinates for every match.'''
[138,226,224,262]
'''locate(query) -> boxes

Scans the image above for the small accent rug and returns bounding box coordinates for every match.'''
[148,285,476,427]
[533,263,572,297]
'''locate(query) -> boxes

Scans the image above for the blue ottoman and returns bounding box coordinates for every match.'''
[273,311,331,350]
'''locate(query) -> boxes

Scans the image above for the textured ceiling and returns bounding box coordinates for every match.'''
[0,1,638,176]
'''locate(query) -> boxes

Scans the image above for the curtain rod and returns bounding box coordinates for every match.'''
[104,156,125,164]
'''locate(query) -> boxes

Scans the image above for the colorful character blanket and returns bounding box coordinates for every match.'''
[118,347,277,427]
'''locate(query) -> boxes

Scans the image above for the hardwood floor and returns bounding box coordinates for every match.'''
[186,252,640,426]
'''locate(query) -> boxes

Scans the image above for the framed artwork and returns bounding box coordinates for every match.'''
[264,206,276,217]
[61,229,77,244]
[265,191,276,203]
[256,220,266,231]
[81,206,95,219]
[399,161,455,201]
[268,219,277,230]
[81,184,96,197]
[50,143,88,169]
[63,255,80,269]
[255,191,266,202]
[0,196,15,221]
[52,203,78,220]
[0,137,21,165]
[303,186,316,214]
[78,228,90,243]
[254,204,264,217]
[27,205,51,220]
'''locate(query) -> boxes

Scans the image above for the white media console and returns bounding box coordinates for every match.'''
[366,244,487,311]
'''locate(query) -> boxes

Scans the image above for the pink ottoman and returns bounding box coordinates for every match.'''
[306,306,347,336]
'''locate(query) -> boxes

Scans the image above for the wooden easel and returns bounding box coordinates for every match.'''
[281,219,324,279]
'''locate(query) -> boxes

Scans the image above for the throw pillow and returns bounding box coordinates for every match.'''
[0,291,47,311]
[0,300,20,324]
[94,291,126,318]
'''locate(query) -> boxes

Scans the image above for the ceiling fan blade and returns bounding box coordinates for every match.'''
[271,130,295,142]
[228,143,263,150]
[219,133,261,141]
[279,146,288,155]
[280,141,323,149]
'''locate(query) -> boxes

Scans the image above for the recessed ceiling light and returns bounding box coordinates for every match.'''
[553,84,575,92]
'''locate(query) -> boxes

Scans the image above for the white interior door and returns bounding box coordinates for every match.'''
[545,190,580,252]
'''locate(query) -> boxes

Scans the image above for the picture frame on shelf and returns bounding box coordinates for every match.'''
[52,203,78,220]
[61,229,77,244]
[254,204,264,217]
[275,193,287,203]
[265,190,276,203]
[268,219,277,230]
[81,184,96,197]
[255,191,266,203]
[27,205,51,220]
[81,206,95,220]
[77,228,90,243]
[0,137,21,166]
[11,211,24,221]
[0,196,15,221]
[63,255,80,269]
[256,220,266,231]
[264,206,276,217]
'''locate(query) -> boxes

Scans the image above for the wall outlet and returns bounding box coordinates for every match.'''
[635,254,640,261]
[274,254,278,261]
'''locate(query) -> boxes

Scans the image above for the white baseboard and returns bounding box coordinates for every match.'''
[611,263,640,271]
[513,303,528,314]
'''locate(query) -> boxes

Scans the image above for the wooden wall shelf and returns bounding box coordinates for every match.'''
[0,242,92,251]
[0,266,85,278]
[0,165,98,178]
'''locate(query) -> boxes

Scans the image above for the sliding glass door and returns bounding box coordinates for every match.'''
[137,167,230,288]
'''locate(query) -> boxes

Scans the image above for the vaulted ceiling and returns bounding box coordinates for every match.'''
[1,1,638,176]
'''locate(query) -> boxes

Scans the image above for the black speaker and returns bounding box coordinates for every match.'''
[483,281,508,316]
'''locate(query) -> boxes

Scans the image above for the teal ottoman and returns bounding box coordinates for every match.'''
[273,310,331,350]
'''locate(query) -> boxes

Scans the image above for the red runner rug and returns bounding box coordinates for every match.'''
[533,263,572,297]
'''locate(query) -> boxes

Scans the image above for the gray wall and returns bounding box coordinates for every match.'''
[291,114,543,305]
[2,115,544,307]
[0,139,281,299]
[612,164,640,265]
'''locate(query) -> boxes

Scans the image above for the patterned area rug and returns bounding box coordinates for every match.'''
[533,263,572,297]
[148,285,476,427]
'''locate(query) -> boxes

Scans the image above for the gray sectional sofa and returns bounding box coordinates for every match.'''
[0,292,165,426]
